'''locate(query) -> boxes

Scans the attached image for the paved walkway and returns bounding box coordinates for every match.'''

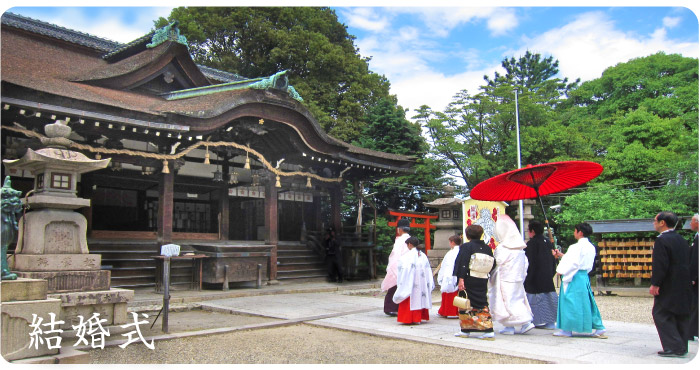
[127,280,697,365]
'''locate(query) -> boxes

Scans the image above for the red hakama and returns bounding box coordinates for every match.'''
[438,291,459,317]
[397,297,430,324]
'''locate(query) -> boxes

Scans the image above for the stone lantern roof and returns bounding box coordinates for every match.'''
[424,185,462,208]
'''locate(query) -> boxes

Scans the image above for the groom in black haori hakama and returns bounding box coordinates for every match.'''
[453,225,496,340]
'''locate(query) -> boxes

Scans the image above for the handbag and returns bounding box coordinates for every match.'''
[452,290,471,310]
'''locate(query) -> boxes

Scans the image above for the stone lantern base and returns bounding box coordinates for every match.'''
[1,278,62,361]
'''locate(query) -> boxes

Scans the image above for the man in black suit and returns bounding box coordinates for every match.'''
[688,214,698,341]
[650,211,691,357]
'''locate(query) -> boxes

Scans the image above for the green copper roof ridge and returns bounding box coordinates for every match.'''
[162,70,303,102]
[147,21,188,49]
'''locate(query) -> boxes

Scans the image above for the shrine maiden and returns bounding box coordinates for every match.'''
[381,218,411,315]
[489,215,535,335]
[392,237,434,324]
[437,235,462,317]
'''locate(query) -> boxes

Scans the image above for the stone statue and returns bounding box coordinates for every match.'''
[1,176,22,280]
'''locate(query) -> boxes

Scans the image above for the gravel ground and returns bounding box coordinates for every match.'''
[88,324,544,364]
[595,294,654,325]
[86,290,654,364]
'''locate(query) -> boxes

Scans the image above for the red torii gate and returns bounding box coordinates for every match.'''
[387,210,438,252]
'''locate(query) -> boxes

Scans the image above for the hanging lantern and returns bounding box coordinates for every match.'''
[162,160,170,174]
[306,177,312,188]
[213,166,224,182]
[141,165,156,175]
[229,170,239,184]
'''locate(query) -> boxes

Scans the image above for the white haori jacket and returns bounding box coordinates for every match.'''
[556,237,596,293]
[488,215,533,326]
[437,246,459,293]
[392,248,435,311]
[381,233,410,291]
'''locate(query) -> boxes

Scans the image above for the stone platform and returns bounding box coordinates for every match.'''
[1,278,62,361]
[47,288,134,330]
[15,269,110,293]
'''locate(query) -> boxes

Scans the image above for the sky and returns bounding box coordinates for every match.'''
[3,1,699,118]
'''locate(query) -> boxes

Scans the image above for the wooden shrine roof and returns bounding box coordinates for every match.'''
[1,12,415,176]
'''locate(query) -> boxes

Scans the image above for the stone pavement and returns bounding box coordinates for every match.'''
[127,280,698,365]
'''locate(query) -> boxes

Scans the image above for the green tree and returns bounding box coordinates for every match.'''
[157,7,393,143]
[417,52,585,189]
[551,53,698,239]
[354,99,423,155]
[350,99,450,216]
[563,52,698,184]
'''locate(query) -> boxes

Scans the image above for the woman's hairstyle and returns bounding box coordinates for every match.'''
[465,224,484,240]
[406,236,424,255]
[448,234,462,245]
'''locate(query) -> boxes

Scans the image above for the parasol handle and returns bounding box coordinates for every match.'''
[533,187,555,245]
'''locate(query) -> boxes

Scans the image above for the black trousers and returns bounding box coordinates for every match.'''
[652,302,690,352]
[326,255,343,282]
[689,288,698,340]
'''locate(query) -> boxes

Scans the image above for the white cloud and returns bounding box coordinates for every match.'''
[663,16,681,28]
[390,67,497,114]
[513,11,698,83]
[486,8,518,36]
[34,7,172,43]
[390,7,518,38]
[339,7,391,32]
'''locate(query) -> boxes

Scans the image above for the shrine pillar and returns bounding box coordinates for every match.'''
[264,176,278,283]
[329,183,342,232]
[157,160,174,245]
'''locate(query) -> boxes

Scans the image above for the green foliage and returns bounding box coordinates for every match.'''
[353,98,424,155]
[347,98,451,215]
[419,51,697,246]
[373,215,396,264]
[484,50,580,105]
[157,7,393,143]
[417,52,586,189]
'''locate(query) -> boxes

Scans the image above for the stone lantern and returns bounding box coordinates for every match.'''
[2,120,133,331]
[423,185,463,265]
[4,121,109,281]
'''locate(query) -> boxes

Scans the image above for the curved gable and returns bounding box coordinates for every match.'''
[71,22,211,93]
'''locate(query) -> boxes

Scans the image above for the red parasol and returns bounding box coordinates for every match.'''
[469,161,603,241]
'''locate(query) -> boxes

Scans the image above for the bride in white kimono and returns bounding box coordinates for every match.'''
[489,214,535,335]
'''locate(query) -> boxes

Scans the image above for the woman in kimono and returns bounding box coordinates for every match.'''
[437,235,462,317]
[392,237,434,324]
[453,225,496,340]
[489,214,535,335]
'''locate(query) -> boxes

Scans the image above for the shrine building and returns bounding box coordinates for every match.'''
[0,13,415,288]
